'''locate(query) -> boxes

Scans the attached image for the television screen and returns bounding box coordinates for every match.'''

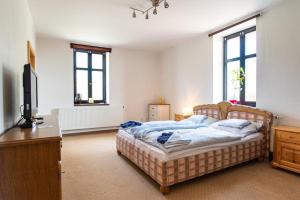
[23,64,38,121]
[30,69,38,115]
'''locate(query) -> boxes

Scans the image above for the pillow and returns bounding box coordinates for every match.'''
[201,117,219,126]
[182,115,208,125]
[218,119,251,129]
[210,120,263,137]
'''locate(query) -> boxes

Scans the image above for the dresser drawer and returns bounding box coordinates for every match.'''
[149,106,158,121]
[149,105,158,110]
[272,126,300,173]
[149,115,158,121]
[149,107,158,116]
[277,142,300,170]
[276,130,300,144]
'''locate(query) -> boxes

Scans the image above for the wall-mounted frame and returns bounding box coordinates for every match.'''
[27,41,36,69]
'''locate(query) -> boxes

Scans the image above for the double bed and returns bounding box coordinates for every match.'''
[116,102,273,194]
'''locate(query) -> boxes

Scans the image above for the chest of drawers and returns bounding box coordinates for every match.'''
[148,104,170,121]
[272,126,300,173]
[0,116,62,200]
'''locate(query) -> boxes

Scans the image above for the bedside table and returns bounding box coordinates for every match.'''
[272,126,300,173]
[174,114,192,121]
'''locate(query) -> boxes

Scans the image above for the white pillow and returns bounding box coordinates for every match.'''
[218,119,251,129]
[182,115,208,125]
[201,117,219,126]
[210,120,263,137]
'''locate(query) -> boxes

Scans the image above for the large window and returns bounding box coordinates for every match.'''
[223,27,256,106]
[72,44,111,105]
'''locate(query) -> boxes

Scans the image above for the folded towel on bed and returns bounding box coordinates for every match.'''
[132,122,205,139]
[157,132,173,144]
[163,134,192,149]
[120,121,142,129]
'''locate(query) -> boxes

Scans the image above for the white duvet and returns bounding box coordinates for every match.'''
[141,127,243,153]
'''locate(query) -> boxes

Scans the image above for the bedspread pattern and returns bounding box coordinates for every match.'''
[116,134,263,187]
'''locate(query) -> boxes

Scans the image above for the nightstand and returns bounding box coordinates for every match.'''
[174,114,192,121]
[272,126,300,173]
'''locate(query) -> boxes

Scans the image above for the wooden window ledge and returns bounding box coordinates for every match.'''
[74,103,110,107]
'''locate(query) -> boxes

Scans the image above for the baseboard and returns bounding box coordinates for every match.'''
[62,126,119,135]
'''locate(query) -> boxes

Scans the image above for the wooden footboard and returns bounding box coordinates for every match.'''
[116,134,264,194]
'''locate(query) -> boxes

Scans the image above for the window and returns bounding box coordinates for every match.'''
[71,43,111,105]
[223,27,256,106]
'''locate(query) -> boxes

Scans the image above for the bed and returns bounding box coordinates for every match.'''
[116,102,273,194]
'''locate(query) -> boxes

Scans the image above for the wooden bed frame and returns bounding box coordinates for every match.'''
[116,102,273,194]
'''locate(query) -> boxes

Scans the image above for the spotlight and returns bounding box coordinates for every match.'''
[132,10,136,18]
[153,7,158,15]
[145,12,149,20]
[164,0,169,9]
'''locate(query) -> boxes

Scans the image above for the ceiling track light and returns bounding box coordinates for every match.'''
[132,10,137,18]
[152,0,160,7]
[153,7,158,15]
[130,0,171,20]
[164,0,169,9]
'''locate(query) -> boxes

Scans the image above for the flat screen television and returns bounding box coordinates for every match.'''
[22,64,38,128]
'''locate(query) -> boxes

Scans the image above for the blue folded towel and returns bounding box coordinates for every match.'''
[120,121,142,129]
[157,132,173,144]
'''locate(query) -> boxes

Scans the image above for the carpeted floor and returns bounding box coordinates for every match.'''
[61,132,300,200]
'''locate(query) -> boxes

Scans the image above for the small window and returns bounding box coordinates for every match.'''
[223,27,256,106]
[72,44,111,105]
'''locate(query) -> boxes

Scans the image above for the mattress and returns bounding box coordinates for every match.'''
[117,129,263,162]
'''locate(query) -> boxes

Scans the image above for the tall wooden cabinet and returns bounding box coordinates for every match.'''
[272,126,300,173]
[0,116,62,200]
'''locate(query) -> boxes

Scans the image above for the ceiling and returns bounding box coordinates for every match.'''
[28,0,282,51]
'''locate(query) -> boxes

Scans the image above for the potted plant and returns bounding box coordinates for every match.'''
[229,67,245,104]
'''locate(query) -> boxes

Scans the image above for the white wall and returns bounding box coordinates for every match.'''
[36,0,300,128]
[36,36,160,125]
[159,0,300,126]
[159,35,213,118]
[0,0,35,134]
[110,48,160,121]
[36,38,73,114]
[257,0,300,126]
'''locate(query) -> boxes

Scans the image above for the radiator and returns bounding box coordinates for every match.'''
[59,105,124,132]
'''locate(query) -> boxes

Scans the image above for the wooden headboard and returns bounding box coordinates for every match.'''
[193,103,224,119]
[193,102,273,158]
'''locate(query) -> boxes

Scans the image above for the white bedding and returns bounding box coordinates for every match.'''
[117,129,263,162]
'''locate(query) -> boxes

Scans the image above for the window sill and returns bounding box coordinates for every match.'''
[74,103,110,107]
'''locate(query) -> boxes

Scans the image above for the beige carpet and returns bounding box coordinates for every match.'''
[62,132,300,200]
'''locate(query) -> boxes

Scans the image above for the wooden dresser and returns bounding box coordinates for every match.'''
[0,115,62,200]
[148,104,170,121]
[272,126,300,173]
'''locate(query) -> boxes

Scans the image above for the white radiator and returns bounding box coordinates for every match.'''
[59,105,124,133]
